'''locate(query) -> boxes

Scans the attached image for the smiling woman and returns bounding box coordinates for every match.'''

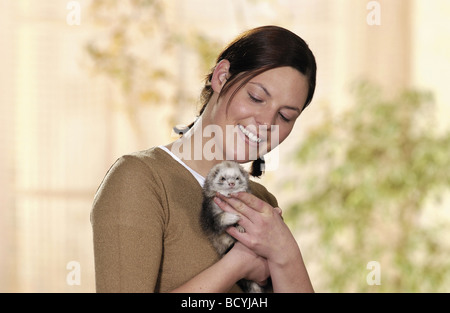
[185,25,317,177]
[186,64,309,170]
[91,25,317,293]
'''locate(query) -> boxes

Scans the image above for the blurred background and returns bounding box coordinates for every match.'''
[0,0,449,292]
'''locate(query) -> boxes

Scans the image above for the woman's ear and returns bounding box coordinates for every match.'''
[211,59,230,93]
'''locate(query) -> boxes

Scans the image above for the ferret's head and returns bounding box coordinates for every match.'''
[206,161,249,196]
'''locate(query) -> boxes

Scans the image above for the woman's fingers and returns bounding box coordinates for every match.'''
[274,207,282,216]
[231,192,271,214]
[213,196,238,214]
[213,196,253,229]
[215,193,257,221]
[215,192,286,259]
[215,192,283,228]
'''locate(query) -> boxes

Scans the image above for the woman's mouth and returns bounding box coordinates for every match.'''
[238,124,262,144]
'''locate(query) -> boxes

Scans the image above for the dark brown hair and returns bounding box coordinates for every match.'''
[186,25,317,177]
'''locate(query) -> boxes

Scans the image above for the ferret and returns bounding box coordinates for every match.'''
[200,161,272,293]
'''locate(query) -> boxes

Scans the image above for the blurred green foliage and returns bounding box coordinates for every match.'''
[286,82,450,292]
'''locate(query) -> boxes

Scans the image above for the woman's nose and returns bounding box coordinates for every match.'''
[255,107,275,128]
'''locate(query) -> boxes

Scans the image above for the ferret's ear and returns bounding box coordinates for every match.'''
[239,164,249,180]
[241,166,247,175]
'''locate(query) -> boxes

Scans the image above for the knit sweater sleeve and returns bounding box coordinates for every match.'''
[91,155,167,292]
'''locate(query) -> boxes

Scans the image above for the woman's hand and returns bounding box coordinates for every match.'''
[228,241,270,286]
[214,192,314,292]
[214,192,295,265]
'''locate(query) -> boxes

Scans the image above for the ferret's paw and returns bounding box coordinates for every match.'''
[221,212,240,226]
[236,225,246,233]
[218,190,231,197]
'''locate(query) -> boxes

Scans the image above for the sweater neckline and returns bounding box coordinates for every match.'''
[157,146,205,187]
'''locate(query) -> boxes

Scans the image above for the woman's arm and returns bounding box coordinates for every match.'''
[91,156,166,292]
[266,240,314,293]
[216,193,314,293]
[170,242,270,293]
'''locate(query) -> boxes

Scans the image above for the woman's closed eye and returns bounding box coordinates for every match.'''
[248,92,263,103]
[279,107,300,123]
[278,112,291,122]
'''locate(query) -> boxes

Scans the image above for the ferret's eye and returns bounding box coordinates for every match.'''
[236,177,240,180]
[220,177,226,182]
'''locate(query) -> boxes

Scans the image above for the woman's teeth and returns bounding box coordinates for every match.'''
[238,125,262,143]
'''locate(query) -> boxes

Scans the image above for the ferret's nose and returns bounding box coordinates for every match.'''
[228,182,235,187]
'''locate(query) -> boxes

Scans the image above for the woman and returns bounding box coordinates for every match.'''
[91,25,316,293]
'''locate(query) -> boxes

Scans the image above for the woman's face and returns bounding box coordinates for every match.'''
[204,62,310,162]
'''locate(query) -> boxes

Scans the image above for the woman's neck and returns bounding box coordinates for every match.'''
[165,120,222,177]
